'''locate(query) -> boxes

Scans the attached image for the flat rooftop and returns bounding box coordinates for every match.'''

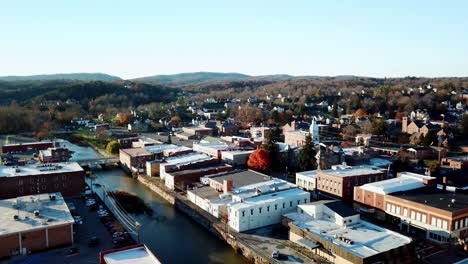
[170,164,232,177]
[359,177,425,195]
[103,245,161,264]
[445,155,468,162]
[285,211,411,258]
[194,143,229,150]
[2,140,52,147]
[120,148,152,157]
[232,178,299,201]
[189,185,221,200]
[229,188,309,211]
[221,150,254,156]
[208,170,271,188]
[0,192,74,235]
[145,144,191,156]
[163,152,213,166]
[320,166,384,178]
[296,170,317,178]
[391,187,468,212]
[0,162,83,177]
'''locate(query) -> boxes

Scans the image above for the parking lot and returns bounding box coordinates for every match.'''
[3,196,131,264]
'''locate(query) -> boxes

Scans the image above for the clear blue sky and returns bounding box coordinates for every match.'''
[1,0,467,79]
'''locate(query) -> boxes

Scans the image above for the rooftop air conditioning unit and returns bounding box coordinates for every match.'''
[13,215,19,220]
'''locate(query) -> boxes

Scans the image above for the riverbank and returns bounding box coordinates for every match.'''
[137,176,319,264]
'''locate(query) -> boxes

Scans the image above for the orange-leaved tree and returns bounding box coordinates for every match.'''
[247,149,270,172]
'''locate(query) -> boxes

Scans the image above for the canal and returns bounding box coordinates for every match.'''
[91,168,248,264]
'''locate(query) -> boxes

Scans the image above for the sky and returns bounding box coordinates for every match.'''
[1,0,467,79]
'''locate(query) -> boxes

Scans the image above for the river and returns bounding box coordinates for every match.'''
[91,168,248,264]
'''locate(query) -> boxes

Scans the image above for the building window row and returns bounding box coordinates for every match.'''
[241,199,308,218]
[454,218,468,230]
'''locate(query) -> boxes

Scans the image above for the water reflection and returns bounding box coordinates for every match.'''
[92,169,248,264]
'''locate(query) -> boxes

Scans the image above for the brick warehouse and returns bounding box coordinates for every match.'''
[0,193,74,259]
[354,172,468,243]
[0,162,85,199]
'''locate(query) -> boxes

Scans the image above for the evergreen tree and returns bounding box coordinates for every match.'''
[297,134,317,171]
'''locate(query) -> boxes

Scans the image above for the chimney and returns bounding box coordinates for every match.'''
[442,177,447,191]
[402,117,408,133]
[223,180,233,194]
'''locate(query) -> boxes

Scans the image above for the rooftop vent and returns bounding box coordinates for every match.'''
[13,215,19,220]
[34,210,40,217]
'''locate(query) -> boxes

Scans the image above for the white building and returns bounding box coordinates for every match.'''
[160,152,214,181]
[221,150,254,166]
[228,188,310,232]
[192,142,230,158]
[295,170,317,191]
[284,200,413,264]
[187,170,310,232]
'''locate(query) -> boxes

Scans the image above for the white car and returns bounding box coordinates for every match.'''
[272,250,280,259]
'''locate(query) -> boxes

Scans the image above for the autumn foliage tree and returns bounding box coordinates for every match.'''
[247,149,270,172]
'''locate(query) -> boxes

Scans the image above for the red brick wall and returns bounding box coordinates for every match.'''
[48,225,73,248]
[22,229,47,253]
[0,171,85,199]
[0,234,20,258]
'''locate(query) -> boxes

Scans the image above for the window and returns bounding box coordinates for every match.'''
[411,211,415,220]
[387,204,391,212]
[19,188,23,193]
[282,202,285,208]
[396,207,401,215]
[297,200,300,205]
[250,209,254,215]
[432,217,436,226]
[275,204,278,210]
[437,219,442,228]
[290,201,293,207]
[304,199,307,203]
[18,180,23,185]
[259,207,262,214]
[242,211,245,217]
[456,221,459,230]
[30,187,35,191]
[267,206,270,212]
[41,178,46,183]
[443,221,448,230]
[42,185,46,190]
[403,208,408,217]
[422,214,426,224]
[416,213,421,222]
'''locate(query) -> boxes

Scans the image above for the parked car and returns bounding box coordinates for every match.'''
[112,237,126,244]
[88,237,99,247]
[272,250,280,259]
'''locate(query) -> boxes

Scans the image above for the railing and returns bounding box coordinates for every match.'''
[98,184,141,242]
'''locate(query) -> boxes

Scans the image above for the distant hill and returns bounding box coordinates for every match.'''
[131,72,252,86]
[0,73,122,82]
[131,72,368,86]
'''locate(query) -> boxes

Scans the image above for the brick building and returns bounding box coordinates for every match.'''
[316,165,387,201]
[38,147,73,163]
[441,155,468,170]
[2,141,54,153]
[0,193,74,259]
[0,162,85,199]
[354,172,468,243]
[119,148,156,173]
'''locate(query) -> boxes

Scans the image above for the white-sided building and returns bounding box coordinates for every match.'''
[221,150,254,166]
[283,200,414,264]
[296,170,317,191]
